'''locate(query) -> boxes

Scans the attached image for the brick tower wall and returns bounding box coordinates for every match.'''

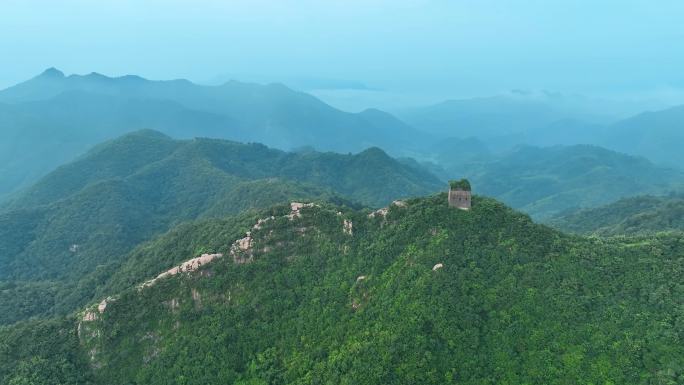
[448,189,471,210]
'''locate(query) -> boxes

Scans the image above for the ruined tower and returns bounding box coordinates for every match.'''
[448,179,471,210]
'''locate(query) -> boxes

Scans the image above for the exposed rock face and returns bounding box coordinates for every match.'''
[82,311,98,322]
[368,207,389,218]
[432,263,444,271]
[230,233,253,264]
[343,219,353,235]
[97,299,109,313]
[80,297,114,324]
[288,202,316,220]
[236,234,252,251]
[368,200,406,218]
[253,216,275,230]
[140,253,224,289]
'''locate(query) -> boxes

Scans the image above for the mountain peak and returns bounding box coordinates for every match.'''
[357,146,390,158]
[38,67,65,79]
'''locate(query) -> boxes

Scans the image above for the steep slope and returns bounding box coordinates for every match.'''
[0,68,425,198]
[0,130,441,323]
[547,194,684,235]
[2,195,682,384]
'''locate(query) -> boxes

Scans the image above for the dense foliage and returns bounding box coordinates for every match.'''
[0,317,93,385]
[548,193,684,235]
[448,179,471,191]
[2,194,682,384]
[0,130,440,324]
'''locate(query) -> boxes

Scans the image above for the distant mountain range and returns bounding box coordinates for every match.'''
[397,95,565,144]
[0,68,427,200]
[400,93,684,168]
[602,105,684,167]
[2,68,684,216]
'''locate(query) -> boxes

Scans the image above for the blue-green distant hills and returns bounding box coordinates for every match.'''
[401,94,684,168]
[0,68,426,200]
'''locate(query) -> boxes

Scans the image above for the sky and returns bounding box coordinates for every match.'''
[2,0,684,110]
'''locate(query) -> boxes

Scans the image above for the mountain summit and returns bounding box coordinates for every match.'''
[37,67,65,79]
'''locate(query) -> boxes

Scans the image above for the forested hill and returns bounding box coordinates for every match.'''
[547,194,684,235]
[4,129,441,211]
[1,194,682,384]
[0,130,441,324]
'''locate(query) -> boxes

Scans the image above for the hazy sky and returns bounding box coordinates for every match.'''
[2,0,684,107]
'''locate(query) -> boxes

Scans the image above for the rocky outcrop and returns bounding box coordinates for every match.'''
[139,253,223,289]
[288,202,316,220]
[253,216,275,230]
[97,201,321,319]
[82,311,97,322]
[98,298,110,313]
[368,200,407,218]
[368,207,388,218]
[81,297,114,322]
[230,233,253,264]
[343,219,353,235]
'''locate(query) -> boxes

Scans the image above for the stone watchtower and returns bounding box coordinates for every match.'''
[448,179,471,210]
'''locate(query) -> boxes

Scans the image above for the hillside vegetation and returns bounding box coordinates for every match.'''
[1,194,682,384]
[0,130,441,324]
[548,194,684,235]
